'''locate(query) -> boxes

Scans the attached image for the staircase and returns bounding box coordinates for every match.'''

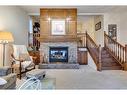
[101,48,122,70]
[85,32,124,71]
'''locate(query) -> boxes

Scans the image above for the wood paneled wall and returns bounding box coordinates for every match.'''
[40,8,77,38]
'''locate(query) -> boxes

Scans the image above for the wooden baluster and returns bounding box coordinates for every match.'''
[104,32,106,47]
[118,44,119,60]
[110,39,112,53]
[117,44,119,59]
[33,33,35,46]
[112,40,113,53]
[85,35,86,47]
[86,32,88,48]
[113,41,114,53]
[111,40,113,53]
[112,41,114,54]
[106,36,109,49]
[124,48,125,63]
[98,44,102,71]
[123,47,125,63]
[114,42,115,55]
[121,46,122,62]
[120,46,121,62]
[108,37,110,50]
[121,46,123,63]
[124,44,127,70]
[106,36,109,48]
[119,46,121,62]
[115,42,116,56]
[113,41,114,54]
[116,43,117,58]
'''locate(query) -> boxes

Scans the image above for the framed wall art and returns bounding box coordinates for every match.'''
[108,24,117,41]
[95,21,101,31]
[51,19,66,35]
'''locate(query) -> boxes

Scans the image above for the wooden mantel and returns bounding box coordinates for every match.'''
[36,35,81,42]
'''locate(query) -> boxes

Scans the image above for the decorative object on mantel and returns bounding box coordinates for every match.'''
[0,31,14,66]
[95,21,101,31]
[41,53,48,64]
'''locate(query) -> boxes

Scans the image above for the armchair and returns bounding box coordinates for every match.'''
[11,45,35,79]
[0,66,16,89]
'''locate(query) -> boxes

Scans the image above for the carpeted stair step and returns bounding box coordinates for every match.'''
[101,66,122,70]
[102,58,116,63]
[101,48,122,70]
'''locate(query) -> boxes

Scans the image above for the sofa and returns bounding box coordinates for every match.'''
[0,66,17,89]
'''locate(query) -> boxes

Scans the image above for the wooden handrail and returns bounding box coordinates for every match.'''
[86,32,102,71]
[86,32,98,48]
[104,32,125,68]
[104,33,125,48]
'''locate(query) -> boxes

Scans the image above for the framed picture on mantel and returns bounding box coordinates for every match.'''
[51,19,65,35]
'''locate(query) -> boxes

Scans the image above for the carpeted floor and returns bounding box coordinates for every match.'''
[17,65,127,89]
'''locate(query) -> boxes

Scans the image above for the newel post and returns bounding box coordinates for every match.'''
[98,44,102,71]
[85,31,88,48]
[124,44,127,70]
[104,31,106,48]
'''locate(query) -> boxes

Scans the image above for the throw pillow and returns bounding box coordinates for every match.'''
[19,53,31,61]
[0,78,7,85]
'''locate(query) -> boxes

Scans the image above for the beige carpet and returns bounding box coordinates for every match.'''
[17,65,127,89]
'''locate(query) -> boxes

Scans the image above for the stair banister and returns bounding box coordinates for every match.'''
[98,44,102,71]
[104,31,124,70]
[86,32,102,71]
[124,45,127,70]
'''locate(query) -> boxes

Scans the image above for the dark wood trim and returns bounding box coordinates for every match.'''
[86,32,102,71]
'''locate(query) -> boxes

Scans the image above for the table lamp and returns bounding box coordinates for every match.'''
[0,32,14,66]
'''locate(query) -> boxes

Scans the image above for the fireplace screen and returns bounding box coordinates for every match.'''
[49,47,68,62]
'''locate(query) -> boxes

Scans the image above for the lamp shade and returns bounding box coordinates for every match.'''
[0,32,14,43]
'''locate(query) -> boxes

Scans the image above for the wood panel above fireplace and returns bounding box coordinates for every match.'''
[39,8,77,42]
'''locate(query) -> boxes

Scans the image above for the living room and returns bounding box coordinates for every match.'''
[1,4,127,92]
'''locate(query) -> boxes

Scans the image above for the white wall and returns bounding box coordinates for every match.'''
[78,15,104,46]
[0,6,29,66]
[94,15,104,47]
[0,6,29,45]
[104,7,127,46]
[88,52,97,70]
[77,15,95,39]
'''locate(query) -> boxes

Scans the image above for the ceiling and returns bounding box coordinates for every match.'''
[20,6,118,15]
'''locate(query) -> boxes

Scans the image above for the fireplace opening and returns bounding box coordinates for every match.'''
[49,47,68,62]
